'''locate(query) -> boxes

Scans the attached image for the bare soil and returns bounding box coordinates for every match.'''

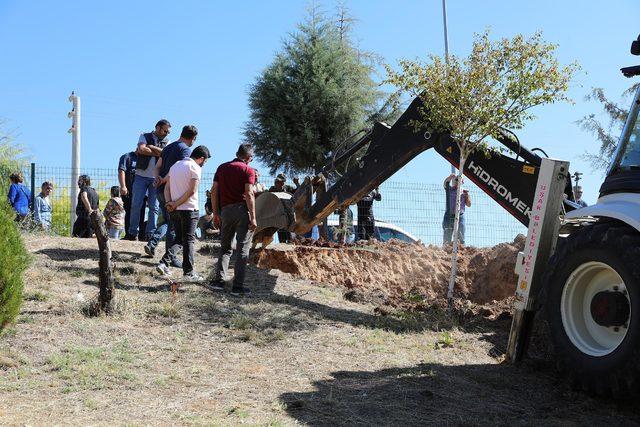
[253,236,526,313]
[1,235,639,425]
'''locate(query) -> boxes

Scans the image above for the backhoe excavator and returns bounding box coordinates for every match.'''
[254,34,640,396]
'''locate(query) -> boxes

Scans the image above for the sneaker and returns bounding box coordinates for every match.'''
[183,272,205,283]
[206,280,226,292]
[144,244,155,257]
[123,234,137,241]
[171,258,183,269]
[156,263,171,276]
[230,286,251,297]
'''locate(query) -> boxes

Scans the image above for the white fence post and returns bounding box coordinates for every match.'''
[68,91,81,234]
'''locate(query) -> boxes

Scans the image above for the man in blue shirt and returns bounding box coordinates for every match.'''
[7,172,30,222]
[34,181,54,231]
[118,151,147,239]
[127,119,171,241]
[144,125,197,262]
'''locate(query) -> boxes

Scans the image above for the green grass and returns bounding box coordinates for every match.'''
[45,340,138,392]
[434,331,455,349]
[147,301,181,318]
[22,290,49,302]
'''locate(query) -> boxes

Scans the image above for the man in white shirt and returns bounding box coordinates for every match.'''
[156,145,211,282]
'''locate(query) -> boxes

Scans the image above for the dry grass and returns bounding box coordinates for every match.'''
[0,235,639,425]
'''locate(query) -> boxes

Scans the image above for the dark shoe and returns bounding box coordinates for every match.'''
[144,243,155,257]
[123,234,137,241]
[144,233,153,242]
[230,286,251,297]
[170,258,183,269]
[207,280,226,292]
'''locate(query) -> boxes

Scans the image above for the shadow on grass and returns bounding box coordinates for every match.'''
[185,263,511,343]
[279,362,640,426]
[36,247,99,261]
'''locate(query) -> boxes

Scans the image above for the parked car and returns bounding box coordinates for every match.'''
[326,218,420,244]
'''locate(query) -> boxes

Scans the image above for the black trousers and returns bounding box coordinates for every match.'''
[161,210,198,274]
[72,215,93,238]
[357,217,375,240]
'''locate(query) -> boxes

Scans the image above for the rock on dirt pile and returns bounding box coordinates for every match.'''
[251,236,525,307]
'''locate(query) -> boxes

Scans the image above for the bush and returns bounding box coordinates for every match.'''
[0,189,30,332]
[0,128,30,331]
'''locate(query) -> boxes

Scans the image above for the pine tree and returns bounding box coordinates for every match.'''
[578,83,640,171]
[245,3,398,175]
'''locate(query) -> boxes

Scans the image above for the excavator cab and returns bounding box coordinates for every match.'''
[600,82,640,196]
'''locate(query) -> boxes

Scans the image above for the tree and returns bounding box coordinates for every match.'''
[386,31,579,306]
[0,125,29,333]
[578,83,640,171]
[244,3,399,175]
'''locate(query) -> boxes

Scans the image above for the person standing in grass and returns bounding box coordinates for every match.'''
[72,175,99,238]
[7,172,31,222]
[208,143,257,296]
[144,125,198,264]
[34,181,54,231]
[156,145,211,282]
[127,119,172,241]
[103,186,125,240]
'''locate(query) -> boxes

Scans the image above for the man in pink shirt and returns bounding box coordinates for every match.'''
[156,145,211,282]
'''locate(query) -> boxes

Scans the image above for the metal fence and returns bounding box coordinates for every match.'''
[22,164,525,246]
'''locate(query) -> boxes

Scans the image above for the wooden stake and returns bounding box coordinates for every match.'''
[90,210,115,313]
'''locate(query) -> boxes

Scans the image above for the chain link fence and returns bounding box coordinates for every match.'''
[20,164,525,246]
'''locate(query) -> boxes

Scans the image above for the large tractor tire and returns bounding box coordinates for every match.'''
[545,222,640,397]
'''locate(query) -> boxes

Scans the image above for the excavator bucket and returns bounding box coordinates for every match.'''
[254,191,293,236]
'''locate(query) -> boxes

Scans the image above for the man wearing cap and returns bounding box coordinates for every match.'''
[269,173,295,193]
[269,173,295,243]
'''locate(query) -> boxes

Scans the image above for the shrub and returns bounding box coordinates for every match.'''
[0,130,30,331]
[0,197,30,331]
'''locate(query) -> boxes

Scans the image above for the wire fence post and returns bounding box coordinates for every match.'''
[29,162,35,211]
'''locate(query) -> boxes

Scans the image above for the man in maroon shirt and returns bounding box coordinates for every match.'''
[208,143,257,296]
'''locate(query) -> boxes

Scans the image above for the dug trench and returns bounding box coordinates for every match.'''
[251,235,526,319]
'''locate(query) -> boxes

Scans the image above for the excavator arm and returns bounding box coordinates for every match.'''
[257,96,572,236]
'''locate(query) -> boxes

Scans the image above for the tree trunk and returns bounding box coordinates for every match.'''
[446,154,467,307]
[90,210,115,313]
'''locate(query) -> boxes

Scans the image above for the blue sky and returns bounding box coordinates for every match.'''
[1,0,639,206]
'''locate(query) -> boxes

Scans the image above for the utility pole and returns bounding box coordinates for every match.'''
[442,0,455,175]
[68,92,81,234]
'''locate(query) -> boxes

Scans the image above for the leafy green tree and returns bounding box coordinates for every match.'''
[578,83,640,171]
[0,125,29,332]
[387,31,579,305]
[245,4,399,175]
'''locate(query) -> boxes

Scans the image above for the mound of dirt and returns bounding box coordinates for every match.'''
[252,236,526,309]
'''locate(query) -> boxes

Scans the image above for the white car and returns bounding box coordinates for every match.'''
[326,217,420,244]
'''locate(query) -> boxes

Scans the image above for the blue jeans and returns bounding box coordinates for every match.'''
[147,191,175,255]
[128,175,158,236]
[108,227,123,240]
[442,213,465,244]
